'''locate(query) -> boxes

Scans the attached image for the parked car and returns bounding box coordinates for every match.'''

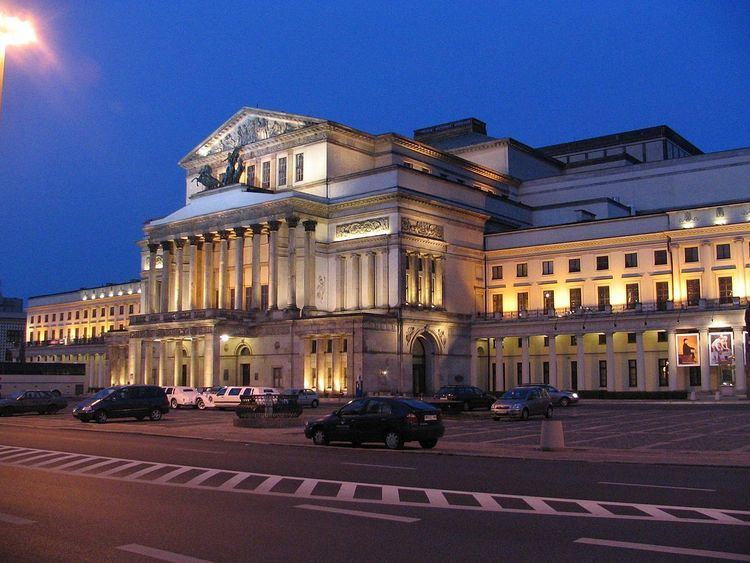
[0,390,67,416]
[433,385,496,411]
[517,383,579,407]
[304,397,444,449]
[203,386,281,410]
[282,388,319,408]
[164,386,199,409]
[72,385,169,423]
[491,387,553,421]
[195,386,223,410]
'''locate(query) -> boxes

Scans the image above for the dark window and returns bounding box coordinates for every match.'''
[101,307,105,316]
[342,339,348,352]
[626,283,640,309]
[52,313,56,321]
[568,258,581,273]
[656,281,669,310]
[654,249,668,265]
[45,314,48,322]
[658,358,669,387]
[543,362,549,384]
[543,336,549,347]
[75,311,80,320]
[83,310,88,319]
[684,246,699,263]
[326,339,333,353]
[718,276,733,304]
[689,366,701,386]
[517,337,523,348]
[716,243,731,260]
[627,332,636,344]
[517,292,528,312]
[110,307,114,315]
[516,263,527,277]
[596,256,609,270]
[570,335,577,346]
[128,304,134,314]
[491,265,503,280]
[598,360,607,387]
[628,359,637,387]
[311,340,317,353]
[625,252,638,268]
[657,331,668,343]
[92,309,96,318]
[597,286,610,311]
[277,157,287,186]
[686,279,701,306]
[67,312,72,320]
[598,334,606,345]
[295,153,304,182]
[516,362,523,386]
[542,260,554,275]
[569,288,582,310]
[119,306,124,315]
[262,161,271,189]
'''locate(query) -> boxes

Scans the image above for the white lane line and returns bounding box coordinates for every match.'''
[343,462,416,471]
[296,504,419,523]
[117,543,213,563]
[0,512,34,525]
[599,481,716,492]
[574,537,750,561]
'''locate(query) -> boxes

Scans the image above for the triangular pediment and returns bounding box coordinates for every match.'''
[181,108,325,165]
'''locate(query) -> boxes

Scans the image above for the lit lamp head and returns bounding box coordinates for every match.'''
[0,13,36,48]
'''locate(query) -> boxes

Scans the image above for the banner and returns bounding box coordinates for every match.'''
[709,332,734,366]
[677,333,700,367]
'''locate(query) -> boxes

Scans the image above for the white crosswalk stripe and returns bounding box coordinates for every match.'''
[1,444,748,527]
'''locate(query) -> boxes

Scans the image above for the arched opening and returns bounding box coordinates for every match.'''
[238,346,252,386]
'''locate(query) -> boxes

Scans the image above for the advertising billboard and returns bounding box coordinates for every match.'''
[677,333,700,367]
[709,332,734,366]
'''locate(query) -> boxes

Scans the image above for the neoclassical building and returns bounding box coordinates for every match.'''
[112,110,749,398]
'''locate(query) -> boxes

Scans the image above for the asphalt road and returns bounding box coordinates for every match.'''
[1,425,749,562]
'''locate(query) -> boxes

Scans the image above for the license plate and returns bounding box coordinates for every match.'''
[424,414,437,421]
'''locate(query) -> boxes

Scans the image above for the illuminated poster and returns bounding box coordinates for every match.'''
[677,333,700,367]
[709,332,734,366]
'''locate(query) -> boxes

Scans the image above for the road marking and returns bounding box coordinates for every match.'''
[574,537,750,561]
[600,481,716,492]
[296,504,419,523]
[117,544,213,562]
[343,462,416,470]
[0,512,34,525]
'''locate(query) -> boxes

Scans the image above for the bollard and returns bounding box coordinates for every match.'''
[689,390,697,401]
[540,419,565,451]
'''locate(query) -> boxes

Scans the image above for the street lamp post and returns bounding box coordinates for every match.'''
[0,12,36,115]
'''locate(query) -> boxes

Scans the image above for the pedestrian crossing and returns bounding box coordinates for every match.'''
[1,444,748,527]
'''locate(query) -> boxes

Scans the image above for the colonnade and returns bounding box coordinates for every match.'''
[128,334,221,388]
[404,251,444,308]
[304,335,353,393]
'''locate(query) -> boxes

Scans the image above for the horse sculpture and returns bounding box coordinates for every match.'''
[193,165,221,190]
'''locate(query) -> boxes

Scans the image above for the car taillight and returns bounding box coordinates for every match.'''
[406,413,418,425]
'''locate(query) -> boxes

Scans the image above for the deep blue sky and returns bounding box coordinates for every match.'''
[1,1,749,300]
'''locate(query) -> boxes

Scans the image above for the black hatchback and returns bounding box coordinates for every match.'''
[304,397,444,449]
[73,385,169,424]
[433,385,496,411]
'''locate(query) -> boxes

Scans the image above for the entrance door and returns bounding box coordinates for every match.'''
[242,364,251,386]
[181,365,188,386]
[412,338,426,396]
[571,361,578,390]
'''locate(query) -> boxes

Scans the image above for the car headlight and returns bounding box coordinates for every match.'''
[80,406,93,413]
[511,403,522,409]
[571,393,579,399]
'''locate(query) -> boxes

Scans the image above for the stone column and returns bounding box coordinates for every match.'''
[233,227,246,310]
[202,233,214,309]
[286,216,299,310]
[408,253,418,304]
[143,341,153,386]
[668,330,678,391]
[189,338,199,387]
[173,239,184,312]
[316,338,325,391]
[188,237,201,310]
[636,331,646,391]
[217,230,229,309]
[250,224,263,310]
[521,336,530,383]
[494,337,504,391]
[351,254,361,310]
[204,332,221,387]
[160,241,172,313]
[303,219,317,309]
[332,337,341,393]
[336,255,346,311]
[548,334,558,387]
[699,328,710,391]
[576,333,586,390]
[734,236,747,298]
[606,332,616,391]
[670,241,682,305]
[364,251,376,309]
[733,326,747,394]
[424,255,433,308]
[469,339,478,387]
[173,340,183,386]
[701,240,713,300]
[147,243,159,313]
[158,340,167,387]
[268,220,281,310]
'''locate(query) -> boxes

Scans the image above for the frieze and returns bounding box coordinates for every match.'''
[335,217,390,240]
[401,218,444,240]
[205,117,311,156]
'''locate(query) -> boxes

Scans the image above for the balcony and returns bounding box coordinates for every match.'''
[129,308,253,326]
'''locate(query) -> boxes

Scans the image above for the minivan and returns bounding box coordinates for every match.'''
[73,385,169,424]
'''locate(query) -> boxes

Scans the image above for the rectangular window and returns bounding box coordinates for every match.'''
[45,314,48,322]
[597,286,610,311]
[119,305,124,315]
[262,161,271,189]
[516,362,523,386]
[516,263,528,277]
[658,358,669,387]
[716,243,731,260]
[689,366,701,387]
[491,265,503,280]
[52,313,56,321]
[568,258,581,273]
[718,276,733,304]
[684,246,699,263]
[311,340,317,354]
[570,335,577,346]
[246,164,255,186]
[598,334,606,345]
[517,292,528,313]
[656,281,669,310]
[83,310,88,319]
[92,309,97,318]
[569,287,582,310]
[654,249,668,265]
[67,312,72,320]
[261,285,269,311]
[624,252,638,268]
[109,306,114,316]
[542,260,554,275]
[272,367,282,388]
[599,360,607,388]
[75,311,80,320]
[686,279,701,306]
[491,293,503,314]
[628,359,637,387]
[543,290,554,311]
[295,153,304,182]
[543,336,549,347]
[128,304,134,314]
[657,331,668,343]
[596,256,609,270]
[627,332,636,344]
[277,157,287,186]
[626,283,640,309]
[543,362,550,384]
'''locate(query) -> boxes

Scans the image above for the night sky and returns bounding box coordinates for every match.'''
[1,1,749,301]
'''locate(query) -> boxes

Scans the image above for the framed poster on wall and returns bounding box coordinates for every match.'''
[709,332,734,366]
[676,333,700,367]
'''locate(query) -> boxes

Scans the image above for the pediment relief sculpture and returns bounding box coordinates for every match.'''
[202,115,314,157]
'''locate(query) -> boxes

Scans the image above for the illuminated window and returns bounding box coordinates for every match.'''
[517,292,528,312]
[568,258,581,273]
[654,249,668,265]
[656,282,669,310]
[492,294,503,314]
[684,247,699,263]
[624,253,638,268]
[716,244,731,260]
[718,276,733,304]
[543,290,555,311]
[625,283,640,309]
[686,279,701,306]
[596,256,609,270]
[569,288,582,310]
[295,153,304,182]
[278,157,287,186]
[597,286,610,311]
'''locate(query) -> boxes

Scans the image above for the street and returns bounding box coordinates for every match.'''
[1,407,749,562]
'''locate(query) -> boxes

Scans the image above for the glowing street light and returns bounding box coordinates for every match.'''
[0,12,37,115]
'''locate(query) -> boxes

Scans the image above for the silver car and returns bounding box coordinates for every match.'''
[491,387,553,421]
[517,384,579,407]
[283,388,319,408]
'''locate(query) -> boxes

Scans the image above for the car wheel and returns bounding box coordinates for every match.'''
[170,399,178,409]
[312,428,329,446]
[520,408,529,421]
[149,408,162,421]
[463,401,471,412]
[196,399,205,410]
[419,438,438,449]
[384,431,403,450]
[560,397,570,407]
[136,415,145,421]
[95,410,108,424]
[311,399,319,408]
[545,406,553,419]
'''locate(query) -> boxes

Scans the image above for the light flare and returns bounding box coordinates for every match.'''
[0,13,36,47]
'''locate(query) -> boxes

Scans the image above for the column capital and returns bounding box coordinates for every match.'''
[188,235,202,245]
[286,216,300,228]
[160,240,173,252]
[174,238,186,249]
[250,223,264,235]
[148,243,160,254]
[233,226,247,238]
[734,236,745,243]
[202,232,215,242]
[268,219,282,231]
[303,219,317,232]
[219,230,231,240]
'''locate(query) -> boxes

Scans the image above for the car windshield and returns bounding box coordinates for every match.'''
[400,399,437,411]
[92,388,116,399]
[436,387,457,394]
[502,389,531,400]
[7,391,23,400]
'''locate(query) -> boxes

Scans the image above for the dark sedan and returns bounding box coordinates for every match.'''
[0,390,67,416]
[304,397,444,449]
[433,385,496,411]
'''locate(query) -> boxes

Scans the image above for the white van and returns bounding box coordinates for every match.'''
[208,386,280,410]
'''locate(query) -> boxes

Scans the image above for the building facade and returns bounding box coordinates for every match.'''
[119,109,749,398]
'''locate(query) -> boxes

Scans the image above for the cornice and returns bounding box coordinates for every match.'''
[487,232,671,258]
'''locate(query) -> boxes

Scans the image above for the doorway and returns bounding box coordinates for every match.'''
[242,364,251,386]
[412,338,426,396]
[181,365,188,386]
